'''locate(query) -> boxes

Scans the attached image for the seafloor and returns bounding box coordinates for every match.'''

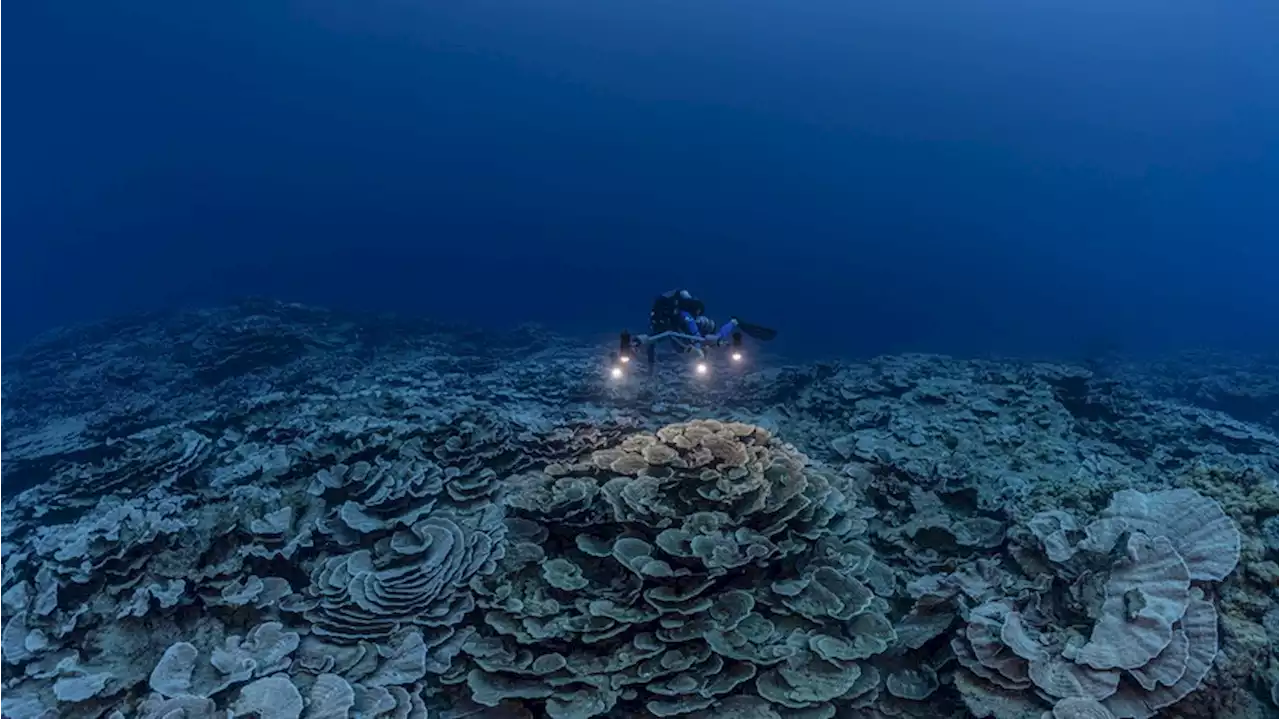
[1,300,1276,719]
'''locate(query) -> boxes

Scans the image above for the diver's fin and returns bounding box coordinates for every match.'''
[737,322,777,341]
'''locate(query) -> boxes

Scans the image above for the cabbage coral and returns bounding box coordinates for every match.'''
[462,420,896,718]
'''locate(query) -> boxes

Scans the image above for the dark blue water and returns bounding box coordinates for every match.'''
[7,0,1276,360]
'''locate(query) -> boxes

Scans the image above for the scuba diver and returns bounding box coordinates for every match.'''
[641,289,776,368]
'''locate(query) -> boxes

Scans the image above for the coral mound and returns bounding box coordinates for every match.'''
[464,420,895,718]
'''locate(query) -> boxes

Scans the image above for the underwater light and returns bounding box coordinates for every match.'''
[620,355,630,363]
[731,351,743,362]
[610,366,624,380]
[695,362,709,376]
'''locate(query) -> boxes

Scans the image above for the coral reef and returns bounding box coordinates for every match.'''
[1108,351,1279,429]
[1,301,1275,719]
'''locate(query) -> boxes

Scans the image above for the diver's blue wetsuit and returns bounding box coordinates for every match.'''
[710,319,739,341]
[678,311,700,337]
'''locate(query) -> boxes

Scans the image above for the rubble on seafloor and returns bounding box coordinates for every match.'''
[1,300,1276,719]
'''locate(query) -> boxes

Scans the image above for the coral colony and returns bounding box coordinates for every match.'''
[1,301,1276,719]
